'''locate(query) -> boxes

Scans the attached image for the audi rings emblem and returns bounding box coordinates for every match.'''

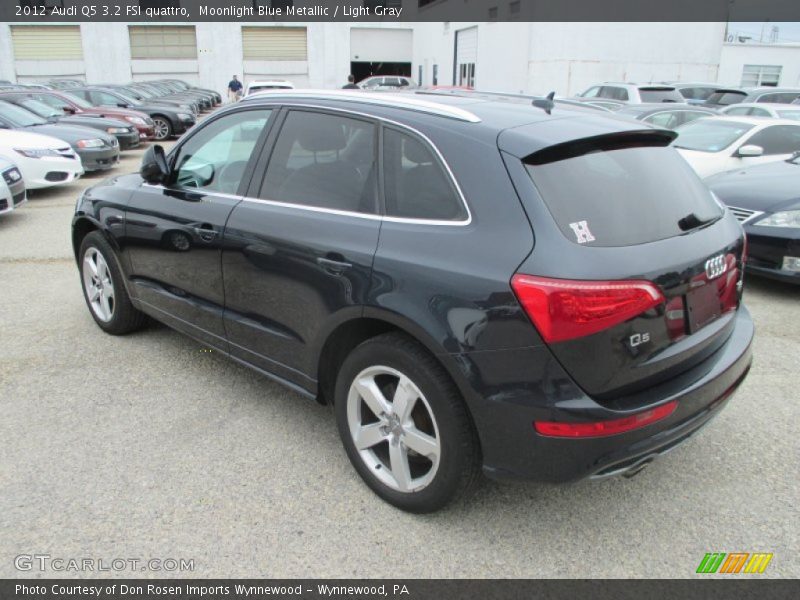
[705,254,727,280]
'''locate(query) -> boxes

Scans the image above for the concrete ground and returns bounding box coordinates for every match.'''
[0,141,798,579]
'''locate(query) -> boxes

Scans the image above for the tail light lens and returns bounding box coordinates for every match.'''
[511,274,665,343]
[534,400,678,438]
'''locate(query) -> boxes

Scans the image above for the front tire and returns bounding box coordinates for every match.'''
[151,116,173,141]
[334,333,481,513]
[79,231,146,335]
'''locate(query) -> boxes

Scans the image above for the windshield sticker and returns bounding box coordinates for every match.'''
[569,220,596,244]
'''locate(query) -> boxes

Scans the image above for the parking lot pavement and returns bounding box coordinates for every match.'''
[0,143,798,579]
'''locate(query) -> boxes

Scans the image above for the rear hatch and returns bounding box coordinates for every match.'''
[637,86,684,103]
[501,122,746,401]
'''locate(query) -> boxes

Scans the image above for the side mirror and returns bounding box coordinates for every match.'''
[63,106,76,114]
[140,145,170,184]
[117,102,129,108]
[737,144,764,157]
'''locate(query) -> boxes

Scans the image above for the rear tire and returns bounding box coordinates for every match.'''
[334,332,481,513]
[79,231,146,335]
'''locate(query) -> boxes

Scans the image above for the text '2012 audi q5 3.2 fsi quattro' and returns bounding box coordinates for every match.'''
[72,90,753,512]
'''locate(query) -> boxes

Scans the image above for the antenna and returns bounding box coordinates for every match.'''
[532,91,556,114]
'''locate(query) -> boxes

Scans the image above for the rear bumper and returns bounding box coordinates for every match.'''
[458,307,754,482]
[743,226,800,284]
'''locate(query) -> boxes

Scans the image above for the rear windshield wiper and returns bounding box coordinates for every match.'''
[678,212,717,232]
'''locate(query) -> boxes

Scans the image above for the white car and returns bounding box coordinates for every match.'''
[720,102,800,122]
[244,80,294,96]
[0,157,26,215]
[672,116,800,179]
[0,128,83,189]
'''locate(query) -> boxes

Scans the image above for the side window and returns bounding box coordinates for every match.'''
[725,107,752,116]
[34,95,68,112]
[382,127,467,221]
[70,89,90,102]
[744,125,800,155]
[581,86,601,98]
[750,107,771,117]
[644,112,679,129]
[259,111,377,213]
[92,91,120,106]
[680,111,712,126]
[172,109,272,194]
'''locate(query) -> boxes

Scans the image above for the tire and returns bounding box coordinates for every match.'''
[79,231,146,335]
[151,116,173,141]
[334,332,481,513]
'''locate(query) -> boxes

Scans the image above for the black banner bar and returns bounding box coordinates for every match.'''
[2,580,799,600]
[2,0,800,23]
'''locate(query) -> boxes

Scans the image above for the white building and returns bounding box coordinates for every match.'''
[1,20,800,97]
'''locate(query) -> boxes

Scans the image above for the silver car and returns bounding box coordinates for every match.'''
[0,157,26,215]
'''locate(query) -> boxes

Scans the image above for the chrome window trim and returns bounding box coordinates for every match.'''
[144,102,473,227]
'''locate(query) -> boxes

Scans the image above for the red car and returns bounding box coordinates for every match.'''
[8,89,156,141]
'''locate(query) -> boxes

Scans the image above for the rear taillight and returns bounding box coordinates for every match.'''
[511,274,665,343]
[534,400,678,438]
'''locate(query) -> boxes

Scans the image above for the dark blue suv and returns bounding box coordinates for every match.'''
[72,91,753,512]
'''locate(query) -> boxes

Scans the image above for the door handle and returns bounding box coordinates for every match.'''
[193,224,218,241]
[317,256,352,272]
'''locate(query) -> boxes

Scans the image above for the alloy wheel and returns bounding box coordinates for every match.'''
[152,118,170,141]
[347,366,441,493]
[82,248,115,322]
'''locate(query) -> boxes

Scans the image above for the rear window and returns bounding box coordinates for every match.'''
[706,91,746,105]
[672,119,755,152]
[638,88,683,102]
[524,144,722,247]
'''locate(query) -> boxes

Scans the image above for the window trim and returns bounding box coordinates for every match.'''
[235,102,472,226]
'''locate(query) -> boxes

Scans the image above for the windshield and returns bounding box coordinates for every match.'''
[0,100,47,126]
[60,92,93,109]
[18,98,62,119]
[524,144,723,247]
[672,120,755,152]
[777,109,800,121]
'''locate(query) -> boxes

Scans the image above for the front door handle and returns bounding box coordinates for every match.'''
[317,256,352,272]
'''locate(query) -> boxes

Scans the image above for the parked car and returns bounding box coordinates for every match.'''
[672,116,800,178]
[0,157,26,215]
[0,89,155,140]
[358,76,416,89]
[98,84,200,115]
[245,80,295,96]
[701,88,748,108]
[69,87,195,141]
[741,87,800,104]
[720,102,800,121]
[0,128,83,189]
[160,79,222,106]
[577,83,684,103]
[148,80,217,110]
[47,79,83,89]
[0,94,141,150]
[0,100,119,172]
[615,103,717,129]
[706,156,800,284]
[668,82,723,105]
[72,91,752,512]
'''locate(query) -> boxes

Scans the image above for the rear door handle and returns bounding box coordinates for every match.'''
[317,256,352,272]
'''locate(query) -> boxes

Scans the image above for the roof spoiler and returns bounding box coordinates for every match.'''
[524,130,677,166]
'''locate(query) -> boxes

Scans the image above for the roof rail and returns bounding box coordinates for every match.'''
[240,89,481,123]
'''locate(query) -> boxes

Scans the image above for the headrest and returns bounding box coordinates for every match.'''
[403,137,432,164]
[296,118,347,152]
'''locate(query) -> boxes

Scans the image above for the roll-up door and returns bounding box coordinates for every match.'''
[242,27,308,61]
[11,25,83,60]
[454,26,477,87]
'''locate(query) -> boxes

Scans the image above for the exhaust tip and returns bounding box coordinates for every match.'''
[622,457,655,479]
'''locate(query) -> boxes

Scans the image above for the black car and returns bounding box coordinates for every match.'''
[0,100,119,172]
[615,103,717,129]
[706,156,800,284]
[71,91,753,512]
[0,93,140,150]
[70,87,196,141]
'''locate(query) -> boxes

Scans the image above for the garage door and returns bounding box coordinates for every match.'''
[455,26,478,87]
[350,28,412,63]
[243,27,308,61]
[11,25,83,60]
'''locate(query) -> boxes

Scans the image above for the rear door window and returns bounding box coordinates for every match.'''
[523,142,722,247]
[259,110,378,214]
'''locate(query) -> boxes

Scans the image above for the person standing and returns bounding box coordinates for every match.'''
[228,75,243,103]
[342,74,359,89]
